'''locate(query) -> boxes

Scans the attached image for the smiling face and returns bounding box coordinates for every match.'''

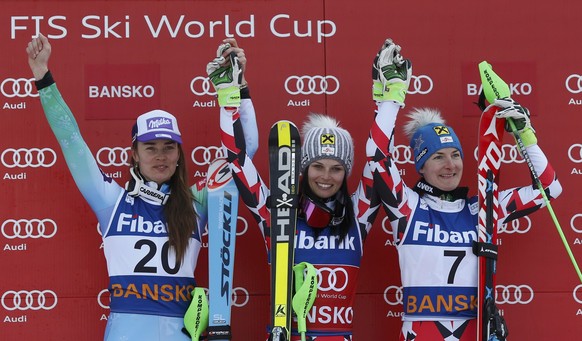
[132,139,180,185]
[306,158,346,200]
[420,147,463,192]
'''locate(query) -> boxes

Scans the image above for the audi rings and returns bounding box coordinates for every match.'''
[1,148,57,168]
[96,147,131,167]
[473,144,524,164]
[568,144,582,163]
[383,285,403,306]
[391,145,414,164]
[316,267,348,292]
[407,75,433,95]
[2,219,57,239]
[285,75,339,95]
[565,74,582,94]
[190,77,216,96]
[495,285,534,305]
[498,216,531,234]
[1,290,58,311]
[191,146,224,166]
[1,78,38,98]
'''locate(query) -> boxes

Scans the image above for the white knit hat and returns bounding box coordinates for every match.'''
[301,114,354,175]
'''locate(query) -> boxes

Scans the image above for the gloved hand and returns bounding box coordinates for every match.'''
[491,97,537,147]
[372,38,412,107]
[206,42,242,107]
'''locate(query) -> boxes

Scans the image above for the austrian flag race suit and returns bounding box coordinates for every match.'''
[369,101,562,340]
[37,80,208,340]
[219,97,382,340]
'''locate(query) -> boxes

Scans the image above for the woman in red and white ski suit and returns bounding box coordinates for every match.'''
[368,40,562,340]
[211,39,387,340]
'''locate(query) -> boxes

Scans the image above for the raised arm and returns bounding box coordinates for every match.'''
[26,34,122,226]
[207,39,271,251]
[364,39,418,237]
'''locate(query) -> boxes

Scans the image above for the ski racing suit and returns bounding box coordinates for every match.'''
[368,101,562,341]
[37,77,208,341]
[219,96,382,341]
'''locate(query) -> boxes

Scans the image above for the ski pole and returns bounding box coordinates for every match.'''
[292,262,318,341]
[507,117,582,283]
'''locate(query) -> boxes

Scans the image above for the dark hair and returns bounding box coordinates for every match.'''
[299,167,354,241]
[131,143,198,262]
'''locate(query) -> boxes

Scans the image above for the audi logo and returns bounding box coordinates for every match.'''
[383,285,403,306]
[499,216,531,234]
[2,219,57,239]
[568,144,582,163]
[317,267,348,292]
[190,76,216,96]
[284,75,340,95]
[191,146,224,166]
[96,147,131,167]
[392,145,414,164]
[473,144,524,164]
[2,290,58,311]
[97,288,110,309]
[1,148,57,168]
[1,78,38,98]
[573,284,582,304]
[565,74,582,94]
[407,75,433,95]
[571,213,582,233]
[495,285,534,305]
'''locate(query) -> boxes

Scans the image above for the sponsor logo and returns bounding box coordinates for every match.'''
[96,147,131,167]
[411,221,476,245]
[495,284,534,305]
[384,285,404,306]
[317,267,349,292]
[499,216,531,234]
[84,64,160,119]
[408,75,433,95]
[284,75,339,95]
[1,148,57,168]
[295,230,355,250]
[190,77,216,96]
[1,219,57,239]
[116,213,167,234]
[473,144,524,164]
[566,74,582,94]
[191,146,224,166]
[391,145,414,164]
[1,290,58,310]
[1,78,38,98]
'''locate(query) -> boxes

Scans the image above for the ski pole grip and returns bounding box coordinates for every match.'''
[292,262,318,337]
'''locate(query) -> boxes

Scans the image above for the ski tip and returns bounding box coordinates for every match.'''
[478,61,510,103]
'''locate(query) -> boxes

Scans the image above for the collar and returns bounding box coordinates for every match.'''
[125,167,170,205]
[413,178,468,201]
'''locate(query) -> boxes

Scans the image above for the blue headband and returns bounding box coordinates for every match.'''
[410,123,464,173]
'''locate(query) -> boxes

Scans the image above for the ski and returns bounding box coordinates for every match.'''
[268,120,301,341]
[476,61,508,341]
[207,158,239,340]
